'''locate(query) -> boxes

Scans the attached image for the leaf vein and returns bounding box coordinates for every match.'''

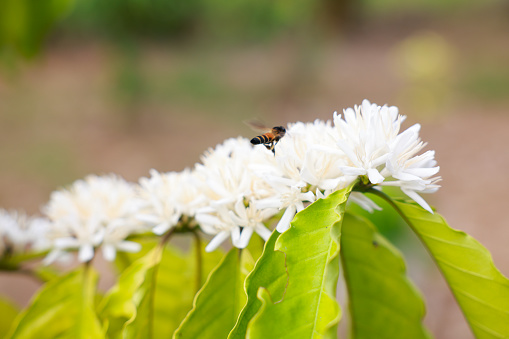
[434,258,505,284]
[470,319,508,339]
[417,232,478,250]
[452,288,509,315]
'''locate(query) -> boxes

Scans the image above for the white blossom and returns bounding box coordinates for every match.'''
[198,198,278,252]
[257,183,315,233]
[195,137,279,251]
[243,100,440,235]
[0,209,51,257]
[330,99,440,213]
[137,168,206,235]
[43,174,143,263]
[379,116,441,212]
[349,192,382,213]
[332,99,408,184]
[273,120,345,189]
[257,121,349,232]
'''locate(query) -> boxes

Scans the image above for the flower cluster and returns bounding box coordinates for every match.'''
[0,100,440,263]
[331,100,440,212]
[43,174,144,263]
[136,169,206,235]
[260,100,440,234]
[0,209,51,258]
[194,138,279,251]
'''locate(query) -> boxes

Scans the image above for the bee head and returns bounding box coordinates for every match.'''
[273,126,286,134]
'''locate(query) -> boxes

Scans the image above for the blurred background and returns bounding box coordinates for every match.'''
[1,0,509,337]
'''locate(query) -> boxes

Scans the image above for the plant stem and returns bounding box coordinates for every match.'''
[159,227,177,247]
[148,252,160,339]
[192,229,203,293]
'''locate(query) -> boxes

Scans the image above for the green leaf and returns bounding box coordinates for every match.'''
[0,298,18,338]
[239,185,354,339]
[153,240,223,338]
[100,238,224,339]
[174,248,252,338]
[33,265,61,282]
[392,199,509,339]
[340,213,431,339]
[228,231,286,339]
[114,237,158,273]
[245,232,265,264]
[8,266,104,339]
[99,245,163,339]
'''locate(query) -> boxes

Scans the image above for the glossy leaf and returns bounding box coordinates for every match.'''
[114,238,158,272]
[241,185,353,339]
[100,239,223,339]
[228,231,286,339]
[174,248,253,338]
[393,199,509,339]
[0,298,18,338]
[8,267,103,339]
[340,213,431,339]
[100,245,163,339]
[153,240,223,338]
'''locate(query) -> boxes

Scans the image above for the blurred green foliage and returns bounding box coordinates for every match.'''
[1,0,502,60]
[363,0,501,15]
[461,66,509,102]
[0,0,73,58]
[60,0,200,40]
[60,0,319,42]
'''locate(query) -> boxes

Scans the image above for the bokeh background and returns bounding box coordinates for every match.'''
[1,0,509,338]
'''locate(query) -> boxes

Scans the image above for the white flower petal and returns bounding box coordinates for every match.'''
[116,240,142,253]
[136,214,161,224]
[231,227,241,247]
[340,166,366,176]
[255,224,273,241]
[402,188,433,214]
[153,222,172,235]
[237,227,254,249]
[78,244,95,262]
[43,249,63,265]
[276,205,297,233]
[367,168,385,184]
[54,237,79,249]
[102,244,117,261]
[205,231,230,252]
[349,192,382,213]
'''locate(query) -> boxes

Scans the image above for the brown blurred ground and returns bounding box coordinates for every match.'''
[1,6,509,339]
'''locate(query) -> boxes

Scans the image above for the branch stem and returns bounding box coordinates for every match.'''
[192,229,203,293]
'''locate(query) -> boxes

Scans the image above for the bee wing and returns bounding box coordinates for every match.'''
[244,119,271,133]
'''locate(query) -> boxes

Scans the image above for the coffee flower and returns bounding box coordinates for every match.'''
[260,100,440,234]
[198,198,278,252]
[137,169,206,235]
[332,100,406,184]
[0,209,51,258]
[328,100,440,213]
[43,174,143,263]
[380,123,441,212]
[257,120,348,232]
[195,137,279,251]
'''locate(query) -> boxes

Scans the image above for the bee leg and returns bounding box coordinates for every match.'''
[266,142,276,155]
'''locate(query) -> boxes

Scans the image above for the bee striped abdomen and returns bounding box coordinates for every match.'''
[251,133,273,145]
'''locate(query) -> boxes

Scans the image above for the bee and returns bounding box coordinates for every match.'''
[246,120,286,153]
